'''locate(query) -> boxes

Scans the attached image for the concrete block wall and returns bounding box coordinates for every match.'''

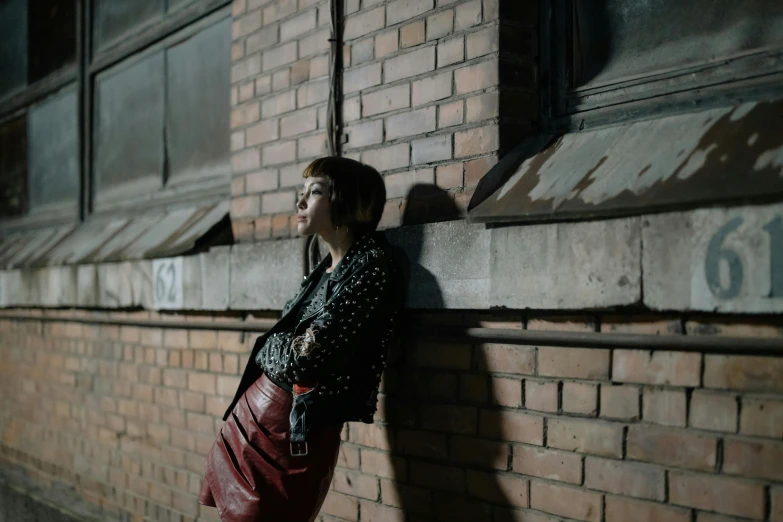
[228,0,538,242]
[1,311,782,522]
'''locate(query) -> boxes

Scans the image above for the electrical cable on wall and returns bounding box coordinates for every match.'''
[304,0,344,276]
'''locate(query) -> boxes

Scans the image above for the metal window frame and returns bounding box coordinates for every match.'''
[541,0,783,134]
[0,0,232,233]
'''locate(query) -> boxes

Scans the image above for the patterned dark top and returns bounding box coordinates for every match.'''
[224,232,405,440]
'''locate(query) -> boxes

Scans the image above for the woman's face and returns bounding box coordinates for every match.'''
[296,176,333,236]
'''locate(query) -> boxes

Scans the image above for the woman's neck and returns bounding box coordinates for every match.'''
[320,231,355,273]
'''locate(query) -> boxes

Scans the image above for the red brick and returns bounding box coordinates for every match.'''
[467,470,528,508]
[272,69,290,92]
[409,370,458,401]
[450,435,509,470]
[613,350,701,387]
[362,84,410,117]
[455,58,498,95]
[467,26,499,59]
[435,162,463,189]
[255,74,271,95]
[537,346,610,380]
[464,154,497,185]
[384,46,436,83]
[669,471,764,519]
[380,479,432,514]
[297,132,327,159]
[401,20,425,48]
[245,26,278,55]
[333,470,379,500]
[386,106,436,140]
[689,390,737,432]
[384,168,433,198]
[704,355,783,393]
[271,214,291,237]
[420,403,477,434]
[359,500,405,522]
[344,62,383,94]
[459,374,488,404]
[600,384,639,420]
[412,341,471,369]
[427,9,453,40]
[605,496,690,522]
[344,7,385,41]
[479,409,543,445]
[548,418,623,458]
[626,425,717,471]
[410,461,465,492]
[740,397,783,437]
[350,423,393,451]
[232,0,246,17]
[262,0,296,23]
[309,55,328,79]
[230,103,260,129]
[351,37,374,65]
[455,124,499,158]
[263,42,298,72]
[262,141,296,166]
[378,200,402,229]
[412,134,451,164]
[512,445,581,484]
[466,91,499,123]
[322,490,359,521]
[297,78,329,107]
[585,457,664,501]
[375,30,399,58]
[163,368,188,389]
[261,91,296,118]
[245,169,278,193]
[525,380,558,412]
[396,429,448,459]
[562,382,597,416]
[455,0,481,30]
[238,80,254,102]
[362,143,410,172]
[231,132,245,154]
[723,438,783,481]
[478,343,534,375]
[530,481,602,522]
[232,10,261,39]
[386,0,433,26]
[360,449,404,479]
[343,120,383,150]
[642,387,686,427]
[412,71,452,106]
[773,487,783,522]
[437,35,464,67]
[439,99,464,128]
[280,10,316,41]
[338,444,360,469]
[231,195,260,218]
[231,53,261,83]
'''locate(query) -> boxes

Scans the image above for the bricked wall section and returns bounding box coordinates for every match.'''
[228,0,538,242]
[1,311,782,522]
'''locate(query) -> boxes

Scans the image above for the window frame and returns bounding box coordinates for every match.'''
[540,0,783,133]
[0,0,231,234]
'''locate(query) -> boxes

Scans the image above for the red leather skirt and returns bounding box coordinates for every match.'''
[199,373,342,522]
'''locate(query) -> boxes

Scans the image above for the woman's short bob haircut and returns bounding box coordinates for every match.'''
[303,156,386,239]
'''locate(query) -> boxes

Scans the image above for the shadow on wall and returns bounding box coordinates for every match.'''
[380,185,514,521]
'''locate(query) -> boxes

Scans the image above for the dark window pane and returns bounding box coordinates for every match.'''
[94,53,164,200]
[166,18,231,183]
[0,0,28,98]
[573,0,783,87]
[0,117,27,218]
[28,89,79,210]
[93,0,164,52]
[28,0,77,83]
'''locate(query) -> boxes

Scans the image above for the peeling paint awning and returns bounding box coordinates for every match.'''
[0,201,230,269]
[468,99,783,223]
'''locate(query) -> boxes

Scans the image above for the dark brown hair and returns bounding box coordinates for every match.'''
[303,156,386,238]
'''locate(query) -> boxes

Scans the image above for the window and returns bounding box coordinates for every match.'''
[0,0,231,229]
[544,0,783,130]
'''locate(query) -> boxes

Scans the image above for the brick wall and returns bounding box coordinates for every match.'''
[1,311,782,521]
[229,0,538,242]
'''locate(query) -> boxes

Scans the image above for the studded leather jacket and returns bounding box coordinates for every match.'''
[223,232,404,447]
